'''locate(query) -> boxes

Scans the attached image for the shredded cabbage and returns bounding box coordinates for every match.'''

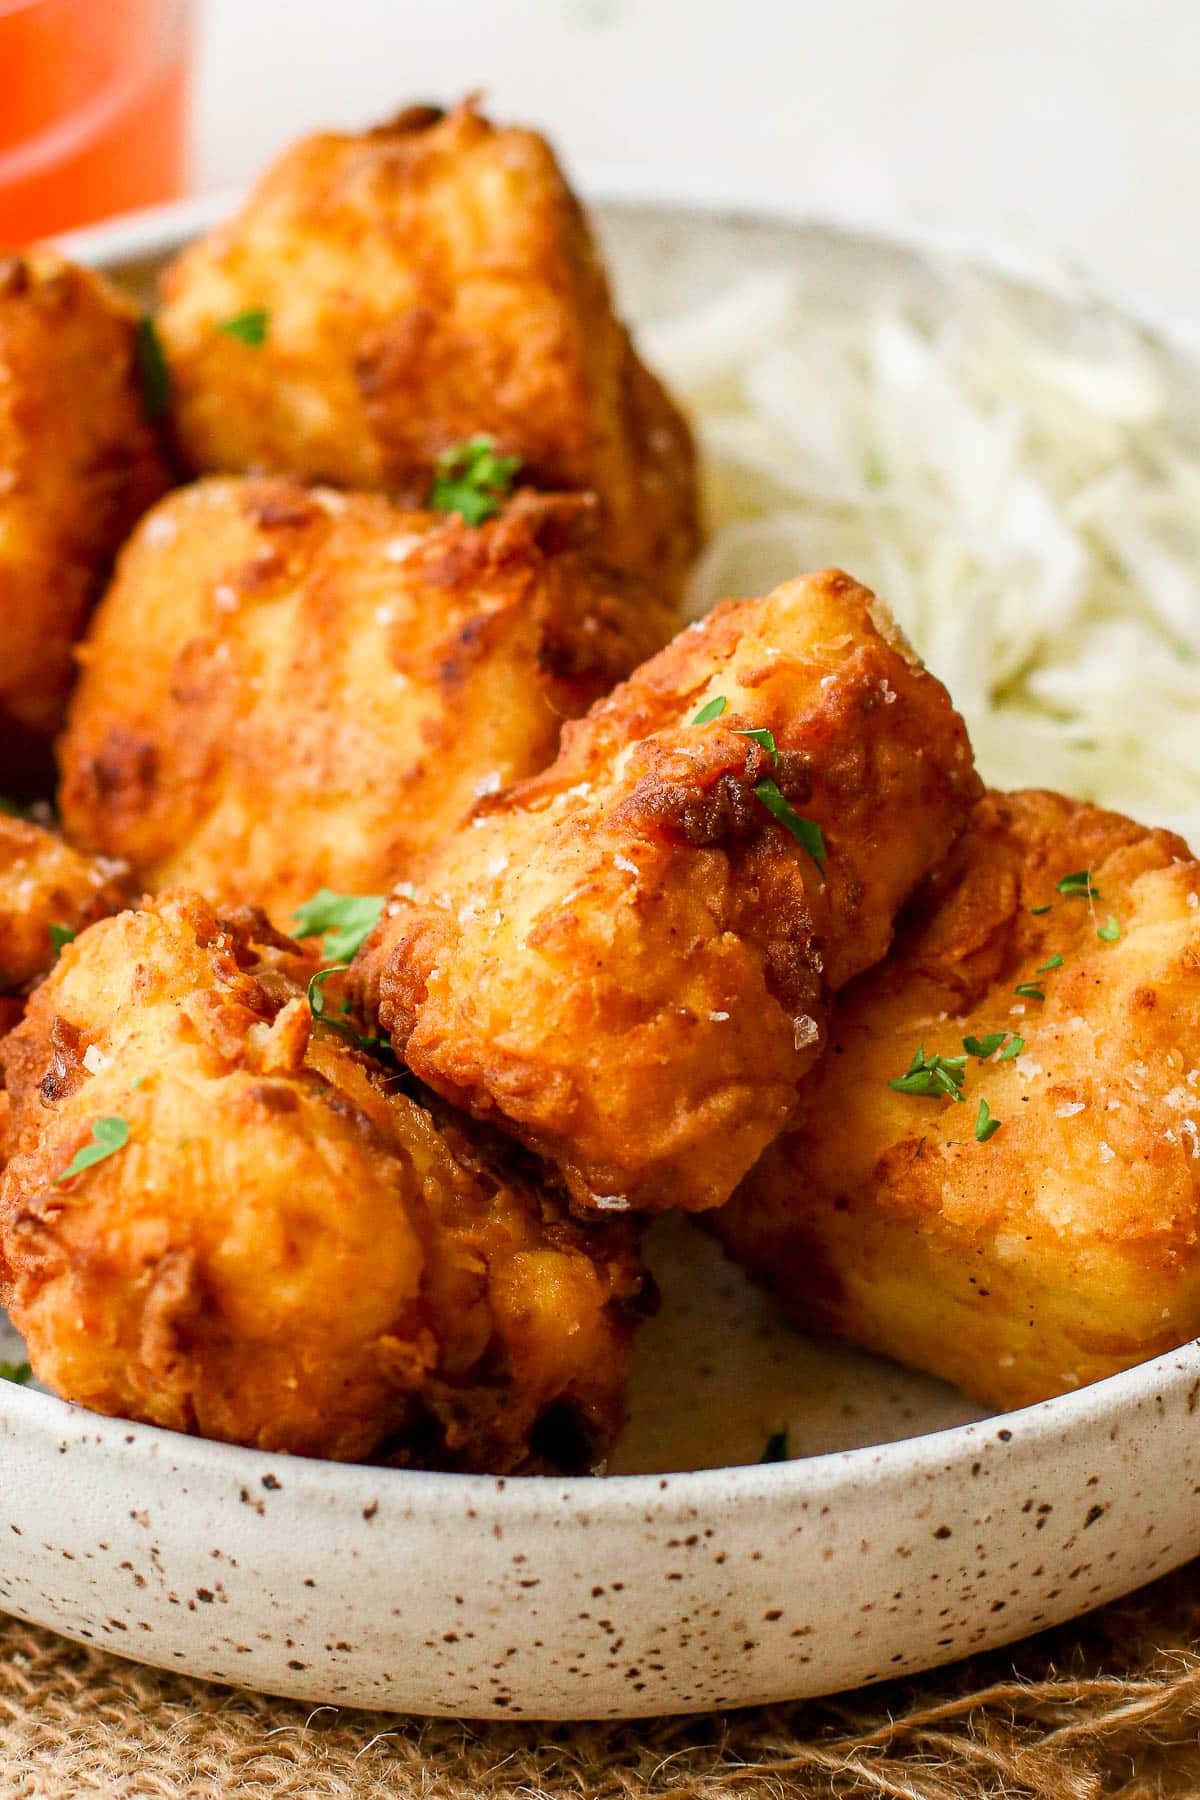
[643,267,1200,843]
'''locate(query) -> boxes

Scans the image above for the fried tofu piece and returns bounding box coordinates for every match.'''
[356,570,981,1215]
[0,816,128,997]
[0,891,643,1469]
[57,476,672,926]
[714,790,1200,1410]
[156,100,698,602]
[0,251,170,785]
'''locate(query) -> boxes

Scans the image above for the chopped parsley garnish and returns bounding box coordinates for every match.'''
[48,924,76,958]
[217,308,269,346]
[307,965,350,1027]
[736,727,777,761]
[1056,870,1100,900]
[1030,904,1052,916]
[0,1361,31,1386]
[55,1116,130,1185]
[760,1429,790,1463]
[1097,916,1121,943]
[135,316,170,422]
[974,1097,1002,1142]
[754,778,826,868]
[429,436,521,526]
[689,709,820,862]
[1014,982,1045,1001]
[291,889,384,962]
[305,967,388,1056]
[1036,954,1064,973]
[889,1045,968,1102]
[963,1031,1024,1063]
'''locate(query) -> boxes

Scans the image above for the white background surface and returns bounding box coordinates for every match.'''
[195,0,1199,324]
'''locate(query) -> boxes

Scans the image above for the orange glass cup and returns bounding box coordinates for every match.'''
[0,0,192,246]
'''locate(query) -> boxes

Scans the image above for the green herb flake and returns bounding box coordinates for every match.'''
[963,1030,1023,1062]
[217,308,269,346]
[1014,982,1045,1002]
[0,1361,31,1386]
[736,726,777,762]
[48,923,76,958]
[291,889,384,962]
[429,436,521,526]
[305,967,388,1056]
[1097,916,1121,943]
[754,778,826,868]
[691,695,727,725]
[306,965,346,1024]
[889,1044,968,1102]
[135,316,170,422]
[1030,904,1053,916]
[1036,953,1064,973]
[975,1097,1002,1143]
[0,797,20,817]
[760,1429,790,1463]
[1056,870,1100,900]
[54,1116,130,1185]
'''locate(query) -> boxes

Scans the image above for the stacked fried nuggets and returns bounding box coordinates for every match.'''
[0,894,641,1468]
[58,479,671,924]
[714,791,1200,1409]
[0,93,1191,1472]
[0,817,129,1024]
[156,99,698,604]
[0,97,696,1469]
[0,251,169,786]
[355,571,980,1214]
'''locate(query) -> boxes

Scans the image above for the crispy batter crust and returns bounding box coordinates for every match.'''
[714,790,1200,1409]
[0,817,128,994]
[0,251,170,783]
[0,892,642,1468]
[157,100,698,601]
[356,570,981,1214]
[57,477,673,925]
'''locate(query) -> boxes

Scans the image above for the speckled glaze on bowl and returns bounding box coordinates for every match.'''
[2,190,1196,1720]
[3,1332,1200,1718]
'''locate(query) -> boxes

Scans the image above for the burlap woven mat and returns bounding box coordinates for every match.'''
[3,1560,1200,1799]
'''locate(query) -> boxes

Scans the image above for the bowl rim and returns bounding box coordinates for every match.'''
[22,177,1200,1515]
[6,1329,1199,1517]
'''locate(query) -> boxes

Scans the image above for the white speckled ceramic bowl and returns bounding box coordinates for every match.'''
[2,189,1197,1720]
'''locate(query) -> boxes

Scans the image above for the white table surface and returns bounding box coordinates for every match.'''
[194,0,1200,327]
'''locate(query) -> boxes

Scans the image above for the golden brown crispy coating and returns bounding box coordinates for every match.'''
[356,570,981,1215]
[0,816,128,995]
[57,476,672,926]
[714,790,1200,1411]
[0,892,642,1469]
[156,100,698,601]
[0,251,170,784]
